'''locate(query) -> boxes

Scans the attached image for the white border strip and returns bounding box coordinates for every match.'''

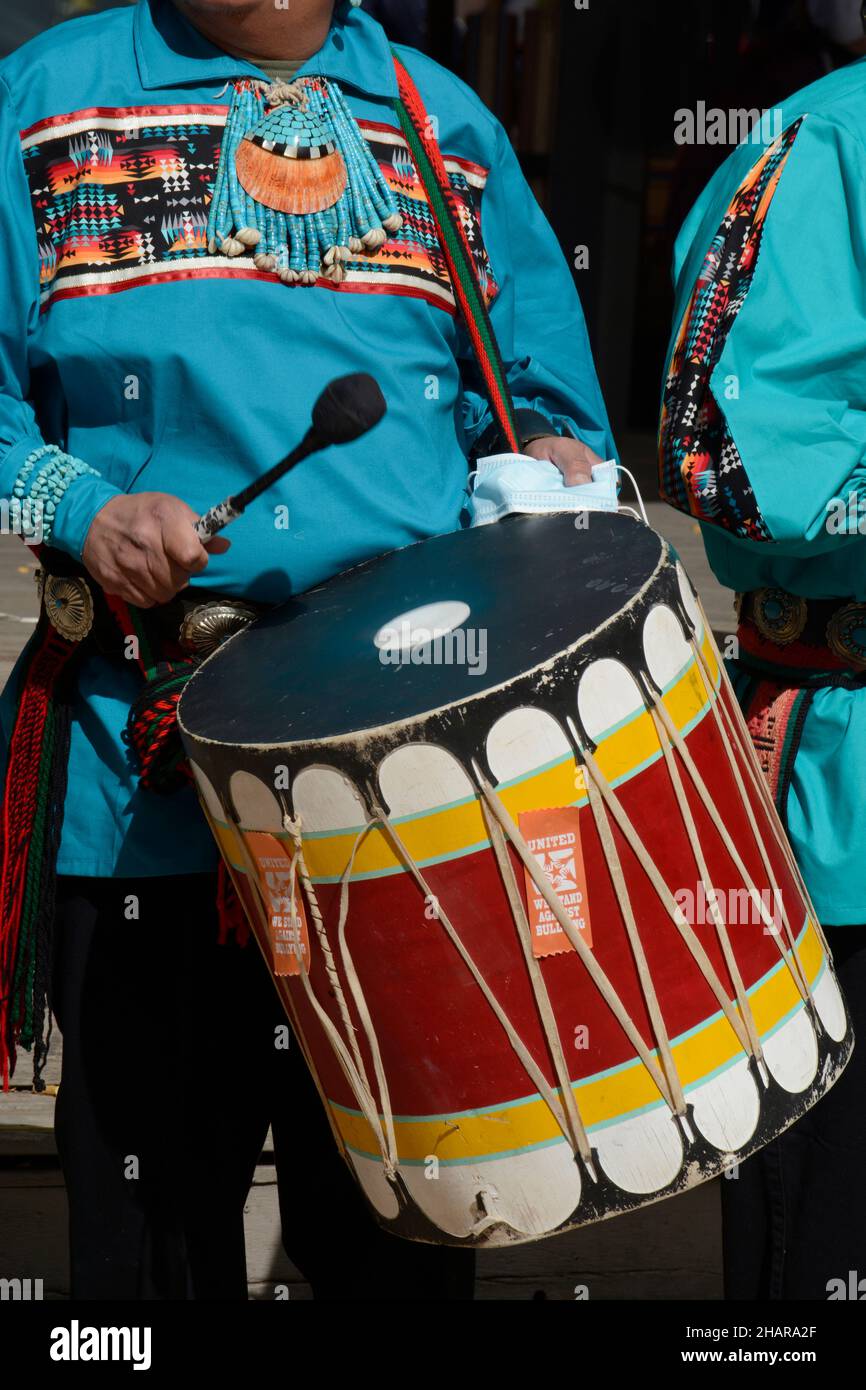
[22,110,226,151]
[21,109,489,188]
[38,256,457,308]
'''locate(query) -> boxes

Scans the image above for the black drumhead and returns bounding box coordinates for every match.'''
[179,513,663,746]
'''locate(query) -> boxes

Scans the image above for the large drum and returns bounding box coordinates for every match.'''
[178,514,852,1247]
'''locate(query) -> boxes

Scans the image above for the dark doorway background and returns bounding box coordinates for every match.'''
[1,0,857,442]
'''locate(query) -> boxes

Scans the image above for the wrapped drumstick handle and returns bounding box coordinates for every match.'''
[194,373,387,542]
[194,428,319,542]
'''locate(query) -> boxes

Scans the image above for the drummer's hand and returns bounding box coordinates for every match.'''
[524,435,602,487]
[83,492,230,608]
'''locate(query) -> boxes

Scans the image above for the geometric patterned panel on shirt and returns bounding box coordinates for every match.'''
[658,118,803,542]
[20,104,498,314]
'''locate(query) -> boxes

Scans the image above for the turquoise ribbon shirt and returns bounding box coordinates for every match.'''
[0,0,614,877]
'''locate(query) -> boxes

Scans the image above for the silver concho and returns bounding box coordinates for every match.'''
[179,601,258,657]
[827,602,866,670]
[751,587,807,646]
[37,572,94,642]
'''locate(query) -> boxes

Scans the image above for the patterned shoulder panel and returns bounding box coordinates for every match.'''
[659,119,803,541]
[21,104,498,313]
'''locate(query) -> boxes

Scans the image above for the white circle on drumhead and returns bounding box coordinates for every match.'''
[763,1006,819,1093]
[688,1056,761,1152]
[378,743,473,817]
[577,660,644,744]
[812,967,848,1043]
[188,761,225,823]
[400,1141,582,1242]
[374,601,471,658]
[229,771,283,831]
[486,707,571,785]
[643,604,692,691]
[593,1107,684,1194]
[293,765,366,834]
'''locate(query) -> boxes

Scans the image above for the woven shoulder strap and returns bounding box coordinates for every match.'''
[391,52,520,454]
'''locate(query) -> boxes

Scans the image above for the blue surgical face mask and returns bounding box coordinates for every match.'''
[468,453,620,528]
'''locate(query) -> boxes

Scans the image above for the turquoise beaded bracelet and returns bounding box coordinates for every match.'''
[12,444,100,546]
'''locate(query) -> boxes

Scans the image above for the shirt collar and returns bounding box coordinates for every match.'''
[134,0,399,99]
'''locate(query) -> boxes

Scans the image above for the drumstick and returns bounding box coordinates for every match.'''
[194,372,387,542]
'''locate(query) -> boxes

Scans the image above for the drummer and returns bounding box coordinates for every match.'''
[660,43,866,1297]
[0,0,615,1299]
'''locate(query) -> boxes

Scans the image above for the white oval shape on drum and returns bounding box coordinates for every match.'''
[577,660,645,745]
[346,1151,401,1221]
[378,743,474,817]
[229,770,284,831]
[593,1106,684,1194]
[292,765,367,833]
[643,604,693,692]
[373,601,471,659]
[189,761,227,823]
[762,1006,819,1093]
[399,1140,582,1242]
[811,966,848,1043]
[676,561,705,643]
[486,706,571,785]
[687,1056,761,1153]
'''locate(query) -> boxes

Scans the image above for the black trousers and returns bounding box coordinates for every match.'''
[50,873,475,1301]
[722,924,866,1300]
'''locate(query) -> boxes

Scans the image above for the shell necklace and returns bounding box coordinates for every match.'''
[208,75,403,285]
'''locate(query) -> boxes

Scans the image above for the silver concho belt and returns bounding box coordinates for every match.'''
[36,568,258,657]
[36,571,94,643]
[178,600,258,656]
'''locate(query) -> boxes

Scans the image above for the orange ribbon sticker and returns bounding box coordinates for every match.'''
[517,807,592,957]
[245,831,311,977]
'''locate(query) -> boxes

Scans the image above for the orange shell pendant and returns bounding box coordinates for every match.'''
[234,100,348,215]
[235,139,347,216]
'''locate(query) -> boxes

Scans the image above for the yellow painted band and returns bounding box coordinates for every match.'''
[330,919,823,1164]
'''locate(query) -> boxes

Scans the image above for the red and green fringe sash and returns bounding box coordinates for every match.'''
[102,590,196,793]
[0,622,77,1088]
[0,586,244,1088]
[392,53,521,454]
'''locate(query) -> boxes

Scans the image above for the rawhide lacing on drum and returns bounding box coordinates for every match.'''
[370,797,596,1179]
[560,609,818,1047]
[579,758,688,1119]
[220,785,413,1184]
[479,800,594,1166]
[563,723,755,1060]
[689,626,830,986]
[645,696,768,1072]
[471,764,685,1123]
[191,795,369,1150]
[330,819,399,1171]
[283,815,399,1177]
